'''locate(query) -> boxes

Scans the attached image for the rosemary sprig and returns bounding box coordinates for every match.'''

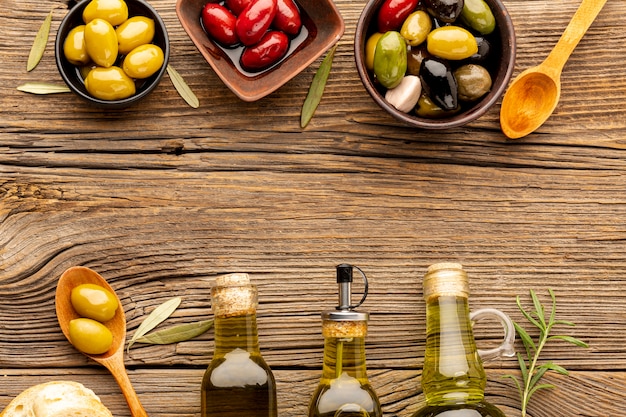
[504,289,588,417]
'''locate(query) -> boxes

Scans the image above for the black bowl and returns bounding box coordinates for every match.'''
[355,0,516,129]
[55,0,170,109]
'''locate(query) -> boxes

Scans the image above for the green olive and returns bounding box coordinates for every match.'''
[373,31,407,89]
[83,0,129,26]
[122,44,164,79]
[116,16,155,55]
[68,318,113,355]
[460,0,496,35]
[63,25,90,66]
[84,18,118,68]
[70,283,118,322]
[454,64,492,102]
[400,10,431,47]
[426,26,478,60]
[85,66,136,100]
[365,32,383,71]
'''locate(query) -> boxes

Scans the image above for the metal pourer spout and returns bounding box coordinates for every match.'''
[335,264,368,312]
[323,264,370,324]
[336,264,353,310]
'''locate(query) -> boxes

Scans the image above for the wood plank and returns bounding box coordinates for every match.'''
[2,0,626,416]
[0,369,624,417]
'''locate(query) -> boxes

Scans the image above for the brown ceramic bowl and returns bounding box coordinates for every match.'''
[55,0,170,109]
[355,0,515,129]
[176,0,344,102]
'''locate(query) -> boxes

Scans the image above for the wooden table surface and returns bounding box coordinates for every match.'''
[2,0,625,416]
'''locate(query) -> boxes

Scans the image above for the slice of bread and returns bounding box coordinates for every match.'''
[0,381,114,417]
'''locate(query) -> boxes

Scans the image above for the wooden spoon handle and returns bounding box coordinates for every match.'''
[544,0,608,74]
[105,356,149,417]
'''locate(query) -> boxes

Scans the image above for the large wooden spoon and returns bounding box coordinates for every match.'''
[55,266,148,417]
[499,0,607,139]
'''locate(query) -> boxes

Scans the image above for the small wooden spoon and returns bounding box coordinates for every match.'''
[55,266,148,417]
[500,0,607,139]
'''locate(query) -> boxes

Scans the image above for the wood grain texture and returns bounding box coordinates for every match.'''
[2,0,626,416]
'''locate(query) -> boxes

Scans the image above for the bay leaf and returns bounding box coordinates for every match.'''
[135,319,214,345]
[27,10,53,72]
[166,64,199,108]
[300,45,337,128]
[127,296,182,352]
[17,82,71,94]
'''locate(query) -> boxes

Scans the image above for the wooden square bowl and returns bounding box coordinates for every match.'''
[176,0,345,101]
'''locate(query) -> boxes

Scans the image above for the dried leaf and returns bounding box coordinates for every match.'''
[135,319,214,345]
[300,45,337,128]
[127,296,182,352]
[28,10,53,72]
[17,82,71,94]
[166,64,199,108]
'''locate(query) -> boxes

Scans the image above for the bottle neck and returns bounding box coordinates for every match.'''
[422,295,486,405]
[321,335,369,383]
[213,313,261,357]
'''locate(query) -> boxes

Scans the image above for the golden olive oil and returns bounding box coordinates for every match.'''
[421,296,486,405]
[309,336,381,417]
[201,274,277,417]
[412,263,508,417]
[309,265,381,417]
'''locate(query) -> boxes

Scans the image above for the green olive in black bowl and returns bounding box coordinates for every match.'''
[55,0,170,109]
[355,0,516,129]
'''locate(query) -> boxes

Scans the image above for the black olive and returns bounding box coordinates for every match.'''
[423,0,464,23]
[463,36,491,65]
[419,57,458,111]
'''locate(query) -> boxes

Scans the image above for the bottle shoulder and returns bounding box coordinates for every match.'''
[309,373,381,417]
[203,348,275,389]
[412,401,507,417]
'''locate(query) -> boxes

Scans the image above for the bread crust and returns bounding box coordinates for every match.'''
[0,381,114,417]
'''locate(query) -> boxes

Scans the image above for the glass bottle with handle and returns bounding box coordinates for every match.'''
[308,264,383,417]
[201,273,277,417]
[413,262,516,417]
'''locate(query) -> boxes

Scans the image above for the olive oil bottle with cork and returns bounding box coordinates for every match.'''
[412,262,516,417]
[201,273,277,417]
[308,264,382,417]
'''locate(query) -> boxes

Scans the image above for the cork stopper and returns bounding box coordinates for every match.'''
[215,272,250,287]
[423,262,469,302]
[322,319,368,338]
[211,273,257,318]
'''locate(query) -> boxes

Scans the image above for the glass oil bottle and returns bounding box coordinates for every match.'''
[309,264,382,417]
[412,262,516,417]
[201,273,277,417]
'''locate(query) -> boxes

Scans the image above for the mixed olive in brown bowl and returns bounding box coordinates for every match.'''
[355,0,516,129]
[55,0,170,109]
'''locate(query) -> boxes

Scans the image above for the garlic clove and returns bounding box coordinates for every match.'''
[384,75,422,113]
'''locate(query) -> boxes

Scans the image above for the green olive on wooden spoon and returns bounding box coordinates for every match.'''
[55,266,148,417]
